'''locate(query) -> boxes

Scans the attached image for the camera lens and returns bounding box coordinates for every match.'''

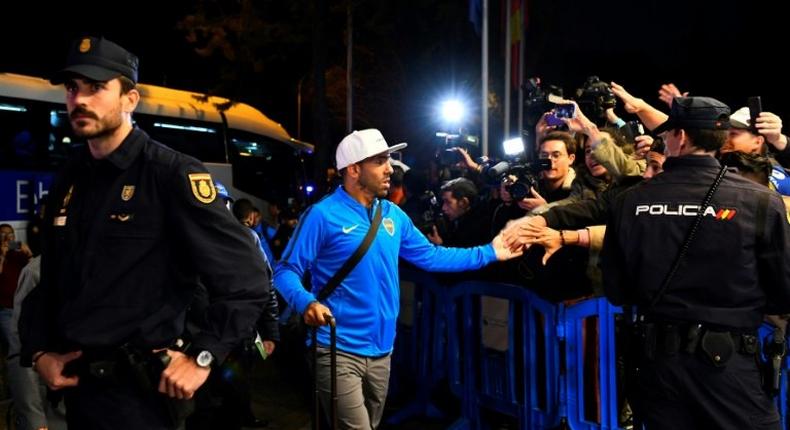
[508,182,530,201]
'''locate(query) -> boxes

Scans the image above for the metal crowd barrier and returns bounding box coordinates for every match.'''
[389,271,790,430]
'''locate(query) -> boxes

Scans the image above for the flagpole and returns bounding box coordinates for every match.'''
[482,0,489,156]
[517,1,525,136]
[346,1,353,133]
[504,0,512,140]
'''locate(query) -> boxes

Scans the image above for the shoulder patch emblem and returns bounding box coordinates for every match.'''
[121,185,135,201]
[188,173,216,204]
[383,218,395,236]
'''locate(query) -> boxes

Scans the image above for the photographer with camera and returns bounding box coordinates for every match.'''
[426,177,492,248]
[1,224,32,347]
[516,131,578,214]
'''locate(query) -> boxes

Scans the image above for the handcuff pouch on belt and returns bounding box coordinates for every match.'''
[699,330,735,367]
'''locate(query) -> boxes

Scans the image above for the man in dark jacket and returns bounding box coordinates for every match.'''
[19,36,270,429]
[601,97,790,429]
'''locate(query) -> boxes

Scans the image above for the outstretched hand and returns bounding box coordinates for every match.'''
[491,231,524,261]
[517,187,547,212]
[657,83,687,108]
[610,81,647,114]
[520,224,563,265]
[501,215,548,252]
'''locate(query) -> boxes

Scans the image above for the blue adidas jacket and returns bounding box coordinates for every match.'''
[274,186,497,357]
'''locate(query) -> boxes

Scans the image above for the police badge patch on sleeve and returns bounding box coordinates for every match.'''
[188,173,217,204]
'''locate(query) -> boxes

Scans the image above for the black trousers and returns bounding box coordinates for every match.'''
[636,351,780,430]
[63,375,174,430]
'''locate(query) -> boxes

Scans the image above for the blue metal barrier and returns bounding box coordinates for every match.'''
[446,281,561,430]
[389,271,790,430]
[560,297,622,430]
[386,267,449,425]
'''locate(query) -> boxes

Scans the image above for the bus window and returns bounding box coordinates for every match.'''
[228,130,306,203]
[133,113,226,163]
[0,97,79,171]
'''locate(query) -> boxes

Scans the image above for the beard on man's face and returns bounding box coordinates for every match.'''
[70,107,122,139]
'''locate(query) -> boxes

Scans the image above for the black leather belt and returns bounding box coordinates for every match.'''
[639,322,758,359]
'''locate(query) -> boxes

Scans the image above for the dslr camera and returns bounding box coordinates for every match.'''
[414,190,444,234]
[484,159,552,201]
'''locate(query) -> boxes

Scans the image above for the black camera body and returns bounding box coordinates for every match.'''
[523,77,564,127]
[436,134,479,166]
[576,76,616,125]
[620,120,645,144]
[484,159,552,201]
[415,190,444,234]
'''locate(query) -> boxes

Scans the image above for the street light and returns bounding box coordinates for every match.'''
[440,99,465,125]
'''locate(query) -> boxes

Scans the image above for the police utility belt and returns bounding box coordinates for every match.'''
[637,321,757,366]
[63,343,171,388]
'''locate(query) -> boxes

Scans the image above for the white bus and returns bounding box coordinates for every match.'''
[0,72,313,241]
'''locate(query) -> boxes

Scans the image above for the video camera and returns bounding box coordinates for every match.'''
[436,133,479,166]
[575,76,616,125]
[523,77,564,127]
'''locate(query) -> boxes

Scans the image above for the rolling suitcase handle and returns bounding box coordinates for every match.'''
[312,313,337,430]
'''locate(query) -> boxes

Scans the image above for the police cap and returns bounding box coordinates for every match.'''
[653,97,731,134]
[50,36,139,85]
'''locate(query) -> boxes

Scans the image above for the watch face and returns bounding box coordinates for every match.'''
[196,350,214,367]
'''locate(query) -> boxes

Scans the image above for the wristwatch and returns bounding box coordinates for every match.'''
[194,350,215,368]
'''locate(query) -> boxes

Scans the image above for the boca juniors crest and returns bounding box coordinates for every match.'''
[383,218,395,236]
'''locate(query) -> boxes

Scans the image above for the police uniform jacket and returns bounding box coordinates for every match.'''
[601,155,790,329]
[20,128,270,364]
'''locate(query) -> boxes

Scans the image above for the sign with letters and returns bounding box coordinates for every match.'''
[0,170,54,222]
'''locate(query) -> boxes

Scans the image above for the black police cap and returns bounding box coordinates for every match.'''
[50,36,139,85]
[653,97,731,134]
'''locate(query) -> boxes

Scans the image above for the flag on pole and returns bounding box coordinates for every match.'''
[510,0,522,88]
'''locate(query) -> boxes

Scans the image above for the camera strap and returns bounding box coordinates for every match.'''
[317,202,383,302]
[645,164,728,311]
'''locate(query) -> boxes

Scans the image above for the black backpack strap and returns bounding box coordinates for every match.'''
[317,203,383,302]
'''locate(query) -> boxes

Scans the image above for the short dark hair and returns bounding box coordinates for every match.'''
[0,223,12,231]
[119,76,136,94]
[390,165,405,187]
[232,198,256,223]
[440,177,478,203]
[682,129,727,152]
[540,131,577,156]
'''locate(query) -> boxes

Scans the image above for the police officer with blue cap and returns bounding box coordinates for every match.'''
[19,36,271,429]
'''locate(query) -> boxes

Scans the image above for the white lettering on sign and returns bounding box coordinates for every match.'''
[37,181,49,205]
[16,180,29,214]
[15,179,49,215]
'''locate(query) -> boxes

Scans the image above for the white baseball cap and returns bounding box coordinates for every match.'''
[335,129,408,170]
[729,106,752,129]
[390,158,411,172]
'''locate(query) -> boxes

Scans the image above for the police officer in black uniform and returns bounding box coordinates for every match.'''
[600,97,790,429]
[18,36,270,429]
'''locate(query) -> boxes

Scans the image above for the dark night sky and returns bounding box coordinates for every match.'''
[1,0,784,167]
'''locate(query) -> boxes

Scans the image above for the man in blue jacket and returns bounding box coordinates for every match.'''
[274,129,521,429]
